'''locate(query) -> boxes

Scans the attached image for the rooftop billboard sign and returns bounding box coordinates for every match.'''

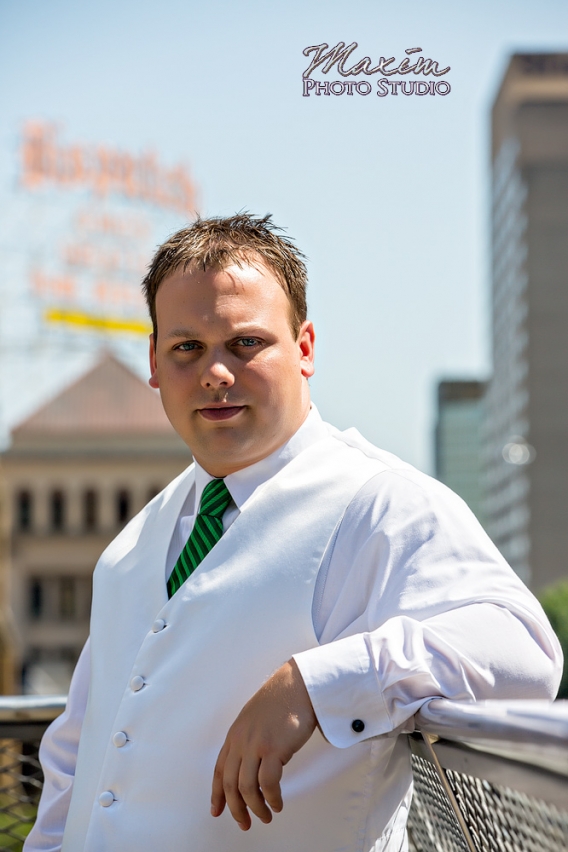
[0,122,197,435]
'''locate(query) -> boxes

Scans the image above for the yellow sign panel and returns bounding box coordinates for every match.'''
[44,308,152,336]
[21,122,196,340]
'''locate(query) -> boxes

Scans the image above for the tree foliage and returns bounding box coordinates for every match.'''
[538,580,568,699]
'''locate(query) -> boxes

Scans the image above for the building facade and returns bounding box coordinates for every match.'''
[484,53,568,590]
[0,464,16,693]
[435,380,487,526]
[2,354,191,693]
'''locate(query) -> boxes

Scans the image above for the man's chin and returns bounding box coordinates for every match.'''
[191,431,274,476]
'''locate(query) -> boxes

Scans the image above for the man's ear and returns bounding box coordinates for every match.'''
[149,333,159,389]
[298,321,315,379]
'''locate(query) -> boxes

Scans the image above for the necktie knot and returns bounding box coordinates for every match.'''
[199,479,232,518]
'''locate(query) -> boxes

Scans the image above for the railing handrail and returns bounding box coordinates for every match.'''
[415,697,568,777]
[416,698,568,742]
[0,695,566,773]
[0,694,564,736]
[0,694,67,721]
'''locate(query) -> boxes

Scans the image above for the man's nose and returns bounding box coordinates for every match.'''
[200,352,235,389]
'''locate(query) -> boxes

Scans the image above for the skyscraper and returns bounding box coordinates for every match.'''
[484,53,568,590]
[435,380,486,525]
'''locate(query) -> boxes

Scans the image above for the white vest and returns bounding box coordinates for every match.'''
[62,432,412,852]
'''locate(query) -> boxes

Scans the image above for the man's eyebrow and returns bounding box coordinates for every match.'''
[164,324,267,340]
[163,328,197,340]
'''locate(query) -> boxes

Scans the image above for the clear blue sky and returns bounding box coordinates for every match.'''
[0,0,566,471]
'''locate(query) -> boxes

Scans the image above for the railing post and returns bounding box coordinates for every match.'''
[419,732,477,852]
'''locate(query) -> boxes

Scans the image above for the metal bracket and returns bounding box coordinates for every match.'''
[419,731,478,852]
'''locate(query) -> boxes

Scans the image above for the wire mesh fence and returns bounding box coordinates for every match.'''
[0,739,41,851]
[0,697,65,851]
[408,752,470,852]
[407,698,568,852]
[407,750,568,852]
[446,765,568,852]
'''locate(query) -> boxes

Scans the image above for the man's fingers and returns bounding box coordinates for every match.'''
[210,661,317,830]
[258,754,284,813]
[222,751,252,830]
[238,756,272,823]
[211,742,229,817]
[211,746,284,828]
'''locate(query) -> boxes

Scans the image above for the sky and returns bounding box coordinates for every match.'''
[0,0,567,472]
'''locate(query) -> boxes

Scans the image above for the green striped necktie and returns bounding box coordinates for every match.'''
[167,478,232,598]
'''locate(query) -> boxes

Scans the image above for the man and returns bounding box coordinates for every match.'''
[26,214,561,852]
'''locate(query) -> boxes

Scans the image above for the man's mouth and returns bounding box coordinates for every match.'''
[198,405,245,422]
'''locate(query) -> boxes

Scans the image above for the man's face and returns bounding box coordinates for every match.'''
[149,259,315,477]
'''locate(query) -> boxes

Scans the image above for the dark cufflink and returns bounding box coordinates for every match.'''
[351,719,365,733]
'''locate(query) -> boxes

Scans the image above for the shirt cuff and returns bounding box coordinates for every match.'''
[293,633,392,748]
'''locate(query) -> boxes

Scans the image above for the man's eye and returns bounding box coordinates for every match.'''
[176,342,200,351]
[236,338,259,347]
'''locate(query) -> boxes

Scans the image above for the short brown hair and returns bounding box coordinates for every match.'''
[142,213,308,339]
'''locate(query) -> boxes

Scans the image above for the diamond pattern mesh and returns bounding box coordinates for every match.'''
[407,752,568,852]
[0,739,42,851]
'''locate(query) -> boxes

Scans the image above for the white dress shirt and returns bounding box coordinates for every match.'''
[25,406,562,850]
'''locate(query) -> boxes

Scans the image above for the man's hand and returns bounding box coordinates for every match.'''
[210,658,317,831]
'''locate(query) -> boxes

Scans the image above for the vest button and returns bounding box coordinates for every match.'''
[112,731,128,748]
[130,675,145,692]
[351,719,365,733]
[152,619,166,633]
[99,791,114,808]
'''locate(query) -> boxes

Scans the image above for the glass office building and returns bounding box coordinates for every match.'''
[484,54,568,589]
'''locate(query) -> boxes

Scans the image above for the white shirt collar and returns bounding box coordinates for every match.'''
[193,405,328,512]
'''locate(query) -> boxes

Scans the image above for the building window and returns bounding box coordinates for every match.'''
[28,576,92,622]
[116,489,131,525]
[83,489,98,531]
[50,490,65,532]
[16,490,33,532]
[30,579,42,619]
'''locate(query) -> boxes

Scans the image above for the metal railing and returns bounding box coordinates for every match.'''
[0,696,565,851]
[0,696,65,851]
[407,699,568,851]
